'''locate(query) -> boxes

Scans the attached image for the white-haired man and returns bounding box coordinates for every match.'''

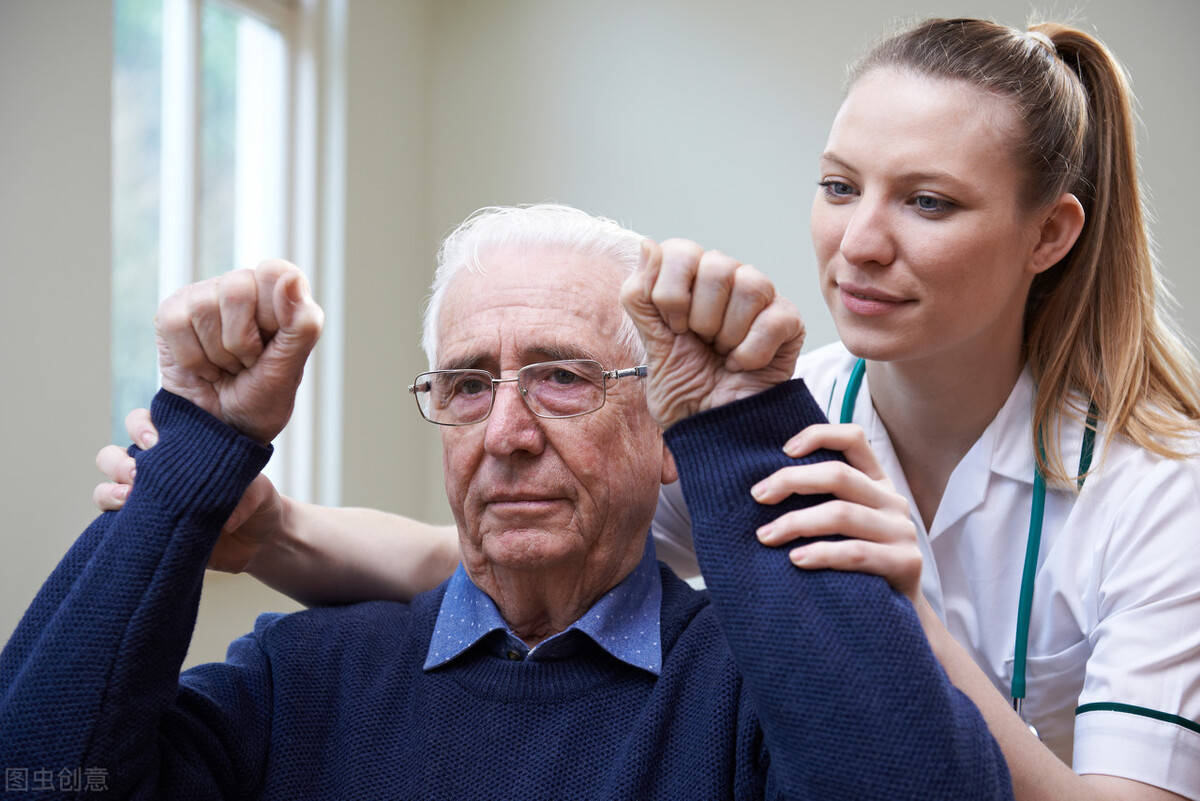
[1,205,1011,799]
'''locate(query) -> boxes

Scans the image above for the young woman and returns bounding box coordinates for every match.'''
[96,17,1200,801]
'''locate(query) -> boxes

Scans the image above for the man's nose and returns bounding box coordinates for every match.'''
[483,380,547,457]
[839,196,896,267]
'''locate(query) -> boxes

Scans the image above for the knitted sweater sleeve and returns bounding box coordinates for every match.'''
[664,379,1013,800]
[0,390,275,800]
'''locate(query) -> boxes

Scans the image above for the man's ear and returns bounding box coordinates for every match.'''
[1030,192,1086,275]
[660,439,678,485]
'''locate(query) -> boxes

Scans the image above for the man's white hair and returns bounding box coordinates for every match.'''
[422,203,647,369]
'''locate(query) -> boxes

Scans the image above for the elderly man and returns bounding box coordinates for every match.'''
[1,205,1010,799]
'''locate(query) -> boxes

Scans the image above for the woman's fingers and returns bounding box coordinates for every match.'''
[92,481,130,511]
[755,421,923,601]
[788,537,923,596]
[756,498,916,546]
[96,444,136,484]
[752,460,907,513]
[94,444,137,511]
[783,423,887,481]
[124,408,157,449]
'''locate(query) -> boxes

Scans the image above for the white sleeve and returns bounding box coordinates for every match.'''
[651,481,699,579]
[1072,452,1200,798]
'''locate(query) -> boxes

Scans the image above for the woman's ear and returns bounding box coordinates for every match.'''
[1030,193,1086,275]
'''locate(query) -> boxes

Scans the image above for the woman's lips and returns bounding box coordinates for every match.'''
[838,285,913,316]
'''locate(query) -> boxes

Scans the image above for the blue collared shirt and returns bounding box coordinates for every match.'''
[423,536,662,675]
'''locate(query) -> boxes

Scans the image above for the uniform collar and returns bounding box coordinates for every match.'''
[423,536,663,675]
[841,359,1035,537]
[989,366,1038,485]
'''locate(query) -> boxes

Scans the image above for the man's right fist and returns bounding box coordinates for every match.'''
[155,260,323,444]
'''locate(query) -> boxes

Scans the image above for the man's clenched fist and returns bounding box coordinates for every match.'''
[621,239,804,429]
[155,260,324,444]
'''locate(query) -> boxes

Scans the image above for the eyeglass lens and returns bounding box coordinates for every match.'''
[412,360,607,425]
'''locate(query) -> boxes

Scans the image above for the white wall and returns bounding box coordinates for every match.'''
[425,0,1200,360]
[2,0,1197,663]
[0,0,113,647]
[340,0,441,519]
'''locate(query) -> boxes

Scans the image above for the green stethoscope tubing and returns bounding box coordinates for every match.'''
[840,357,1097,719]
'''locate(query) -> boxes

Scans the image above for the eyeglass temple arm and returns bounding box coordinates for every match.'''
[606,365,648,380]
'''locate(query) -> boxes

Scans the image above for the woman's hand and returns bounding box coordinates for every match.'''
[750,422,923,602]
[94,408,284,573]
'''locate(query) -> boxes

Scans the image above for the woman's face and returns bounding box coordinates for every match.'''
[811,68,1046,368]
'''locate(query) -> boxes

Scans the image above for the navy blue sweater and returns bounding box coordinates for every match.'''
[0,382,1011,799]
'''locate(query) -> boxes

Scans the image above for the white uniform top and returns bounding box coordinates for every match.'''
[654,341,1200,797]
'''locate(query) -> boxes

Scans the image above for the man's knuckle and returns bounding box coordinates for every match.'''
[734,266,775,305]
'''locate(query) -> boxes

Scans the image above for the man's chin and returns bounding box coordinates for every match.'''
[479,527,579,571]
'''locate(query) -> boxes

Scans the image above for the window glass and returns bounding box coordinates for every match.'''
[112,0,288,445]
[199,5,287,280]
[112,0,164,444]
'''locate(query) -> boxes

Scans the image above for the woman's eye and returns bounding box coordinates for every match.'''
[818,180,856,198]
[913,194,955,214]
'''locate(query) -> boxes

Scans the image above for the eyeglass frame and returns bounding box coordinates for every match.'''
[407,359,649,426]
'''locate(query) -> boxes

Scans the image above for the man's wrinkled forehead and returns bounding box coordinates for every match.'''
[439,340,604,373]
[435,246,627,369]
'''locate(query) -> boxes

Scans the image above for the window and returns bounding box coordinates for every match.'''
[112,0,336,502]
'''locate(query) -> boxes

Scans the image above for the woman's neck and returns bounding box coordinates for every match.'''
[866,348,1024,530]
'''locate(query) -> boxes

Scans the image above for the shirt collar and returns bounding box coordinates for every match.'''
[988,365,1037,484]
[423,535,662,675]
[841,358,1022,536]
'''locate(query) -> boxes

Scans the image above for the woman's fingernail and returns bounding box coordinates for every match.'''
[790,548,808,566]
[142,431,158,449]
[116,485,130,500]
[756,523,774,542]
[751,482,767,500]
[129,467,136,481]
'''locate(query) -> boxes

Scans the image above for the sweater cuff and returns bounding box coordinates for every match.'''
[664,379,838,525]
[131,389,273,527]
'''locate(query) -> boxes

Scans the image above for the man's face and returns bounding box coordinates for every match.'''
[437,244,671,582]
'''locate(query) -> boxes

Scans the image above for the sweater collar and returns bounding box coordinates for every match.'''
[423,536,663,675]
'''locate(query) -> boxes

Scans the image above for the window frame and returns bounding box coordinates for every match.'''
[150,0,341,504]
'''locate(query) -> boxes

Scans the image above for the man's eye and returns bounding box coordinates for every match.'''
[550,368,579,385]
[456,378,488,395]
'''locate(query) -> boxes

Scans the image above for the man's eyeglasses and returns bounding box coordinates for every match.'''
[408,359,648,426]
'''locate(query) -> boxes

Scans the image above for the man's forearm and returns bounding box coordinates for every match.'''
[0,390,271,793]
[666,379,1013,800]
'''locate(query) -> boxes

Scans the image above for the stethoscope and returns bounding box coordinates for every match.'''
[839,358,1096,733]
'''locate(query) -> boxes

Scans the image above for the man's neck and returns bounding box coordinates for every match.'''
[463,543,647,646]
